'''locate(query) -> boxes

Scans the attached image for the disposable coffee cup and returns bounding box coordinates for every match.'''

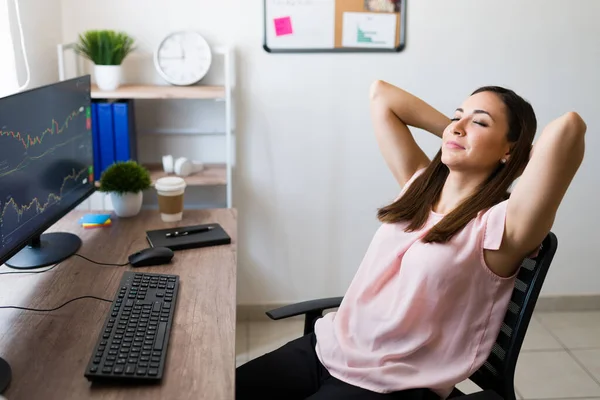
[155,176,186,222]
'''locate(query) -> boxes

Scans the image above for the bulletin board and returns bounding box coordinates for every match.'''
[263,0,407,53]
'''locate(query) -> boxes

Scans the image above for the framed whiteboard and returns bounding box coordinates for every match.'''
[263,0,407,53]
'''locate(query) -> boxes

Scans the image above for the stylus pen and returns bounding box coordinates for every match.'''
[166,226,214,238]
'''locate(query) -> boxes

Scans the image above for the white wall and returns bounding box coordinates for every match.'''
[58,0,600,302]
[8,0,62,90]
[0,0,19,96]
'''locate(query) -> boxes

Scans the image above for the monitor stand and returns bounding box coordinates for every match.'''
[0,357,10,393]
[4,232,81,270]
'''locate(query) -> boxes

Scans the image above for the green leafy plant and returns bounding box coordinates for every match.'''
[98,161,152,194]
[74,30,135,65]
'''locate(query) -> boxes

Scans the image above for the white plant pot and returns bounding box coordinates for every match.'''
[94,64,122,91]
[110,191,143,218]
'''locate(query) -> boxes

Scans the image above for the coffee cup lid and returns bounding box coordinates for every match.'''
[155,176,186,192]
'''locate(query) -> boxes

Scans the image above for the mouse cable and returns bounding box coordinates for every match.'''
[73,253,130,267]
[0,262,61,275]
[0,295,112,312]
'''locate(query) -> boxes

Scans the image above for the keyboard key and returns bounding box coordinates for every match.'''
[102,367,112,374]
[136,368,147,376]
[153,322,167,351]
[90,366,98,373]
[125,365,136,375]
[148,368,159,376]
[114,366,124,374]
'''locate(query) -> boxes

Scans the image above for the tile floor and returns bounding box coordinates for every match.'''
[236,311,600,400]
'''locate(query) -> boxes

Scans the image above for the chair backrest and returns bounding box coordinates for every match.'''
[468,232,558,400]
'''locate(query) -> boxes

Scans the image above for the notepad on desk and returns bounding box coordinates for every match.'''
[146,223,231,251]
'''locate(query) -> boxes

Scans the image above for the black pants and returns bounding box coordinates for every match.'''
[236,332,439,400]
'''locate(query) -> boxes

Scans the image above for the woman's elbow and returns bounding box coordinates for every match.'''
[560,112,587,164]
[369,79,388,101]
[563,111,587,138]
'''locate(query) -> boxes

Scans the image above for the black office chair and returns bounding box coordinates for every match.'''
[266,232,558,400]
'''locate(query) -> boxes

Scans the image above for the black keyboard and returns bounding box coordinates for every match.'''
[84,271,179,382]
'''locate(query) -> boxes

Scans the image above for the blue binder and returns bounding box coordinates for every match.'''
[96,102,115,174]
[112,100,137,162]
[90,102,101,180]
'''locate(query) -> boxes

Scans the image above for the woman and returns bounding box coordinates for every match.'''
[236,81,586,399]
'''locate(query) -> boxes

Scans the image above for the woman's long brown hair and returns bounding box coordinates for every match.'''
[376,86,537,244]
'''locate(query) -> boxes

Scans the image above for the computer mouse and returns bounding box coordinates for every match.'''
[128,247,174,267]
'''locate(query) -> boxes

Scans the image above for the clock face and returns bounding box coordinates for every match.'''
[154,31,212,86]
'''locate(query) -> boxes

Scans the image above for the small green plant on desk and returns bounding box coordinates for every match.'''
[98,161,151,218]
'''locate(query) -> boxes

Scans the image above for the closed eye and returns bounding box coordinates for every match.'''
[473,120,488,127]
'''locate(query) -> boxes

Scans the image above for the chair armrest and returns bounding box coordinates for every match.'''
[266,297,343,320]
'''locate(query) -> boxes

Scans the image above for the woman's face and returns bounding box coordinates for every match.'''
[441,91,512,173]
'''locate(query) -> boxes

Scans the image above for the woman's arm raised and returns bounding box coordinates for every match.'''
[506,111,587,256]
[369,80,450,187]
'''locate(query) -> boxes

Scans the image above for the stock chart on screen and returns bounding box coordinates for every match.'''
[0,77,94,254]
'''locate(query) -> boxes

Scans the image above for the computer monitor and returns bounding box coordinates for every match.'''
[0,75,95,270]
[0,75,95,393]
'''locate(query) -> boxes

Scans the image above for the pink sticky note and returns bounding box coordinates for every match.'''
[274,16,293,36]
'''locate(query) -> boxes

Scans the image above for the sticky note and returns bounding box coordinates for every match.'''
[274,16,293,36]
[79,214,111,225]
[83,219,112,229]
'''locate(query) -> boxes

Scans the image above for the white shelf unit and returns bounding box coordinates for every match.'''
[57,43,236,210]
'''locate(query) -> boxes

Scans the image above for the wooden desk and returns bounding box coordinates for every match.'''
[0,209,237,400]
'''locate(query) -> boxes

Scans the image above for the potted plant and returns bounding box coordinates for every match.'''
[98,161,152,217]
[74,30,135,91]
